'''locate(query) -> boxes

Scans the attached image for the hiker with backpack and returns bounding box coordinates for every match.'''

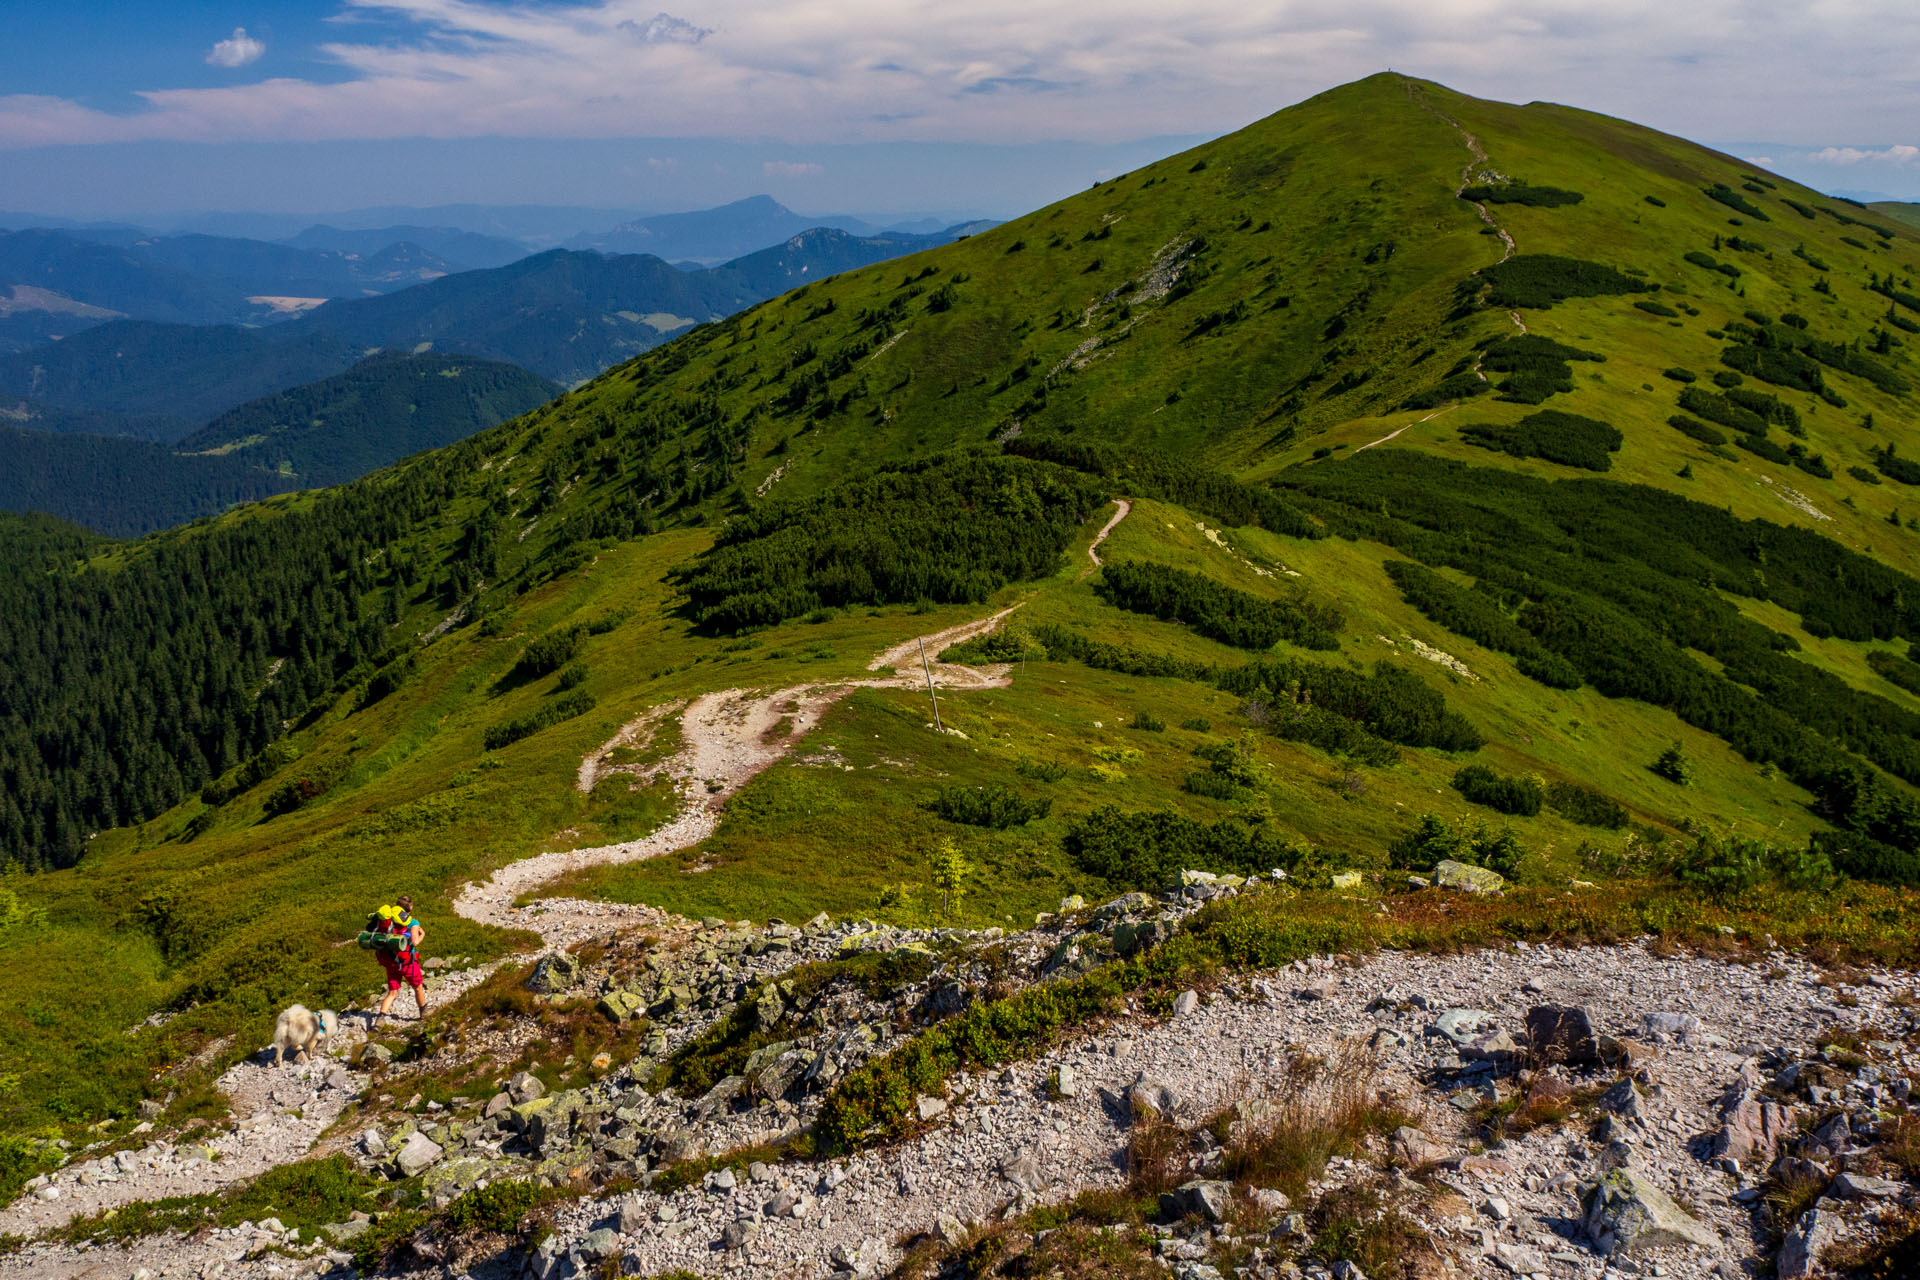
[362,895,428,1022]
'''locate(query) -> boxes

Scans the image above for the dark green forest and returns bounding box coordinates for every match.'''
[0,428,296,536]
[177,352,561,488]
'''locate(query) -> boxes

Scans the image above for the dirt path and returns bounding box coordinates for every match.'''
[1355,404,1458,453]
[1080,497,1130,576]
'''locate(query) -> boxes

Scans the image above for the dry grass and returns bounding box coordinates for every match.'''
[1217,1040,1406,1200]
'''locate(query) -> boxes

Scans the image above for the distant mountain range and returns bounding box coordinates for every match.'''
[1,221,987,437]
[565,194,925,264]
[0,205,990,535]
[0,352,556,535]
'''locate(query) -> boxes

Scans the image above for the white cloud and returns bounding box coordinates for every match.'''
[205,27,266,69]
[763,160,822,178]
[3,1,1918,151]
[647,155,677,169]
[1806,143,1920,166]
[618,12,711,44]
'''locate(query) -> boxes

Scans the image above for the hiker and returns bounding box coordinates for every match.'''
[373,894,429,1022]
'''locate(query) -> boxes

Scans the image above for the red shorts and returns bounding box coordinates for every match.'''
[381,954,424,989]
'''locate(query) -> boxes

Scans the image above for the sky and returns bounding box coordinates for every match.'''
[4,0,1920,226]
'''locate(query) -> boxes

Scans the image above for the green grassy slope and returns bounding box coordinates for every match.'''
[4,74,1920,1138]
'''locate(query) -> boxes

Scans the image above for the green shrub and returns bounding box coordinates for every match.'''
[1402,372,1491,410]
[1131,711,1166,732]
[1704,184,1769,220]
[1481,335,1605,404]
[1066,805,1303,889]
[1634,300,1680,318]
[1476,255,1658,310]
[1180,717,1213,732]
[927,785,1051,829]
[1867,650,1920,697]
[483,688,597,751]
[1460,183,1584,208]
[1097,560,1344,652]
[515,625,586,678]
[1547,781,1630,829]
[1003,437,1322,540]
[1015,757,1068,783]
[1666,415,1728,447]
[1387,813,1530,878]
[939,626,1048,664]
[438,1179,555,1236]
[1458,410,1622,471]
[1644,195,1667,207]
[1671,830,1832,899]
[1663,368,1697,383]
[555,663,589,691]
[1651,741,1693,785]
[1451,764,1544,816]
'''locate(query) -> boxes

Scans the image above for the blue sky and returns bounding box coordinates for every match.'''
[4,1,1919,221]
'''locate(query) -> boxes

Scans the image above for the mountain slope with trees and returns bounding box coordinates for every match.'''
[1,74,1918,1143]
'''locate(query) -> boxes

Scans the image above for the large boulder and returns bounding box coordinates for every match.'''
[1433,860,1504,894]
[1777,1204,1843,1279]
[1160,1179,1233,1223]
[525,953,579,995]
[1429,1009,1496,1048]
[508,1070,546,1104]
[1711,1059,1794,1164]
[1579,1168,1717,1255]
[393,1132,444,1178]
[1126,1073,1180,1119]
[596,989,647,1025]
[1524,1005,1603,1067]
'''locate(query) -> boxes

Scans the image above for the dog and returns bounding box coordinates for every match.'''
[270,1004,339,1066]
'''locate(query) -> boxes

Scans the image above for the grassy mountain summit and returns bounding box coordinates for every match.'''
[3,73,1920,1141]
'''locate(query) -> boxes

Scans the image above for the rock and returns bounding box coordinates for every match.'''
[1113,919,1166,956]
[1524,1005,1603,1067]
[1641,1011,1701,1040]
[508,1071,546,1104]
[578,1227,619,1259]
[1271,1212,1309,1239]
[525,952,579,994]
[358,1128,387,1158]
[1160,1179,1233,1223]
[934,1212,966,1243]
[1596,1078,1643,1122]
[1579,1168,1717,1255]
[1000,1149,1048,1193]
[1493,1243,1550,1275]
[616,1199,649,1234]
[1297,978,1335,1001]
[484,1091,513,1118]
[1250,1187,1291,1214]
[1778,1204,1843,1279]
[1389,1126,1443,1165]
[1462,1029,1522,1063]
[1485,1196,1512,1221]
[137,1098,164,1119]
[1126,1073,1179,1119]
[1434,859,1504,894]
[1053,1063,1081,1099]
[1058,895,1086,913]
[1831,1171,1903,1199]
[596,989,647,1024]
[1429,1008,1495,1047]
[711,1165,738,1190]
[1331,1263,1367,1280]
[916,1094,948,1122]
[361,1043,393,1067]
[1712,1058,1793,1163]
[393,1132,444,1178]
[1172,989,1200,1017]
[721,1218,755,1250]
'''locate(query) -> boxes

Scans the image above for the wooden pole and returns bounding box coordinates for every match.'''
[919,639,943,732]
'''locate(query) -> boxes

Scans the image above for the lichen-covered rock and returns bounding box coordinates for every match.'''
[1777,1204,1842,1278]
[1160,1179,1232,1223]
[1433,860,1504,894]
[525,952,579,995]
[1579,1167,1717,1254]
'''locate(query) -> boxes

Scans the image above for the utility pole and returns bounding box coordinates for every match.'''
[918,638,943,733]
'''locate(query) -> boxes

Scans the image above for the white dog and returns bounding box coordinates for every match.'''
[270,1004,339,1066]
